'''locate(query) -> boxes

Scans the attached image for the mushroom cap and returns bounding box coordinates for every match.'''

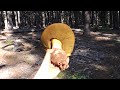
[41,23,75,56]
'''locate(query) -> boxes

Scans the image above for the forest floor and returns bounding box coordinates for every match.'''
[0,28,120,79]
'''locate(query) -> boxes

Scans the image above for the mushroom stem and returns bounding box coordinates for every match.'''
[51,39,62,49]
[33,39,67,79]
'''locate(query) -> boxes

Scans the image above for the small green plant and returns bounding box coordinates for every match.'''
[4,39,14,44]
[58,71,87,79]
[69,73,87,79]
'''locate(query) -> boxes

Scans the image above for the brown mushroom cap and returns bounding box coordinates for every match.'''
[41,23,75,56]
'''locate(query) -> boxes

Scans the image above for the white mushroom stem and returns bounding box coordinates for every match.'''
[33,51,53,79]
[51,39,62,49]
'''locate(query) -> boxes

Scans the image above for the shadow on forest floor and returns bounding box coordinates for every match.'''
[58,29,120,79]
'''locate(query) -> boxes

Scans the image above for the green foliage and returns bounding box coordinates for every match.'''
[58,71,87,79]
[4,39,14,44]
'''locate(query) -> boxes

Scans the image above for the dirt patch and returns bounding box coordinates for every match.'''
[0,31,44,79]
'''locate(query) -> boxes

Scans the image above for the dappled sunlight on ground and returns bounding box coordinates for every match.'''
[90,64,108,71]
[94,36,111,41]
[0,31,45,79]
[58,29,120,79]
[0,28,120,79]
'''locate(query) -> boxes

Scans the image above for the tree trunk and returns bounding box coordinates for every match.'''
[42,12,45,28]
[113,11,119,30]
[83,11,91,36]
[6,11,13,30]
[82,11,85,25]
[14,11,19,29]
[96,11,100,27]
[74,11,79,28]
[91,11,94,27]
[61,11,64,23]
[99,11,107,27]
[0,11,2,29]
[119,11,120,29]
[3,11,8,30]
[17,11,21,25]
[109,11,113,29]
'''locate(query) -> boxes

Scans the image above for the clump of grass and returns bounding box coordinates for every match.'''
[4,39,14,44]
[58,71,87,79]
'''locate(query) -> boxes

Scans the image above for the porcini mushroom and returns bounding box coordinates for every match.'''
[41,23,75,56]
[34,23,75,79]
[41,23,75,70]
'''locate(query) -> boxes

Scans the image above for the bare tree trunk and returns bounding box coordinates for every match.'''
[82,11,85,25]
[61,11,64,23]
[6,11,13,30]
[91,11,94,27]
[42,12,45,28]
[17,11,21,24]
[0,11,2,29]
[113,11,119,30]
[14,11,19,29]
[3,11,8,30]
[99,11,107,27]
[96,11,99,27]
[109,11,113,28]
[83,11,91,36]
[74,11,79,28]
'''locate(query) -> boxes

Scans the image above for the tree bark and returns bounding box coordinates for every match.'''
[42,12,45,28]
[61,11,64,23]
[99,11,107,27]
[83,11,91,36]
[113,11,119,30]
[74,11,79,28]
[3,11,8,30]
[14,11,19,29]
[17,11,21,25]
[6,11,13,30]
[91,11,94,27]
[109,11,113,28]
[0,11,2,29]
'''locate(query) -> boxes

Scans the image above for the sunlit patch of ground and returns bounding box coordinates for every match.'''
[94,36,111,41]
[90,64,108,71]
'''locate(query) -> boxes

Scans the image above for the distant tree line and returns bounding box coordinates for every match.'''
[0,11,120,33]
